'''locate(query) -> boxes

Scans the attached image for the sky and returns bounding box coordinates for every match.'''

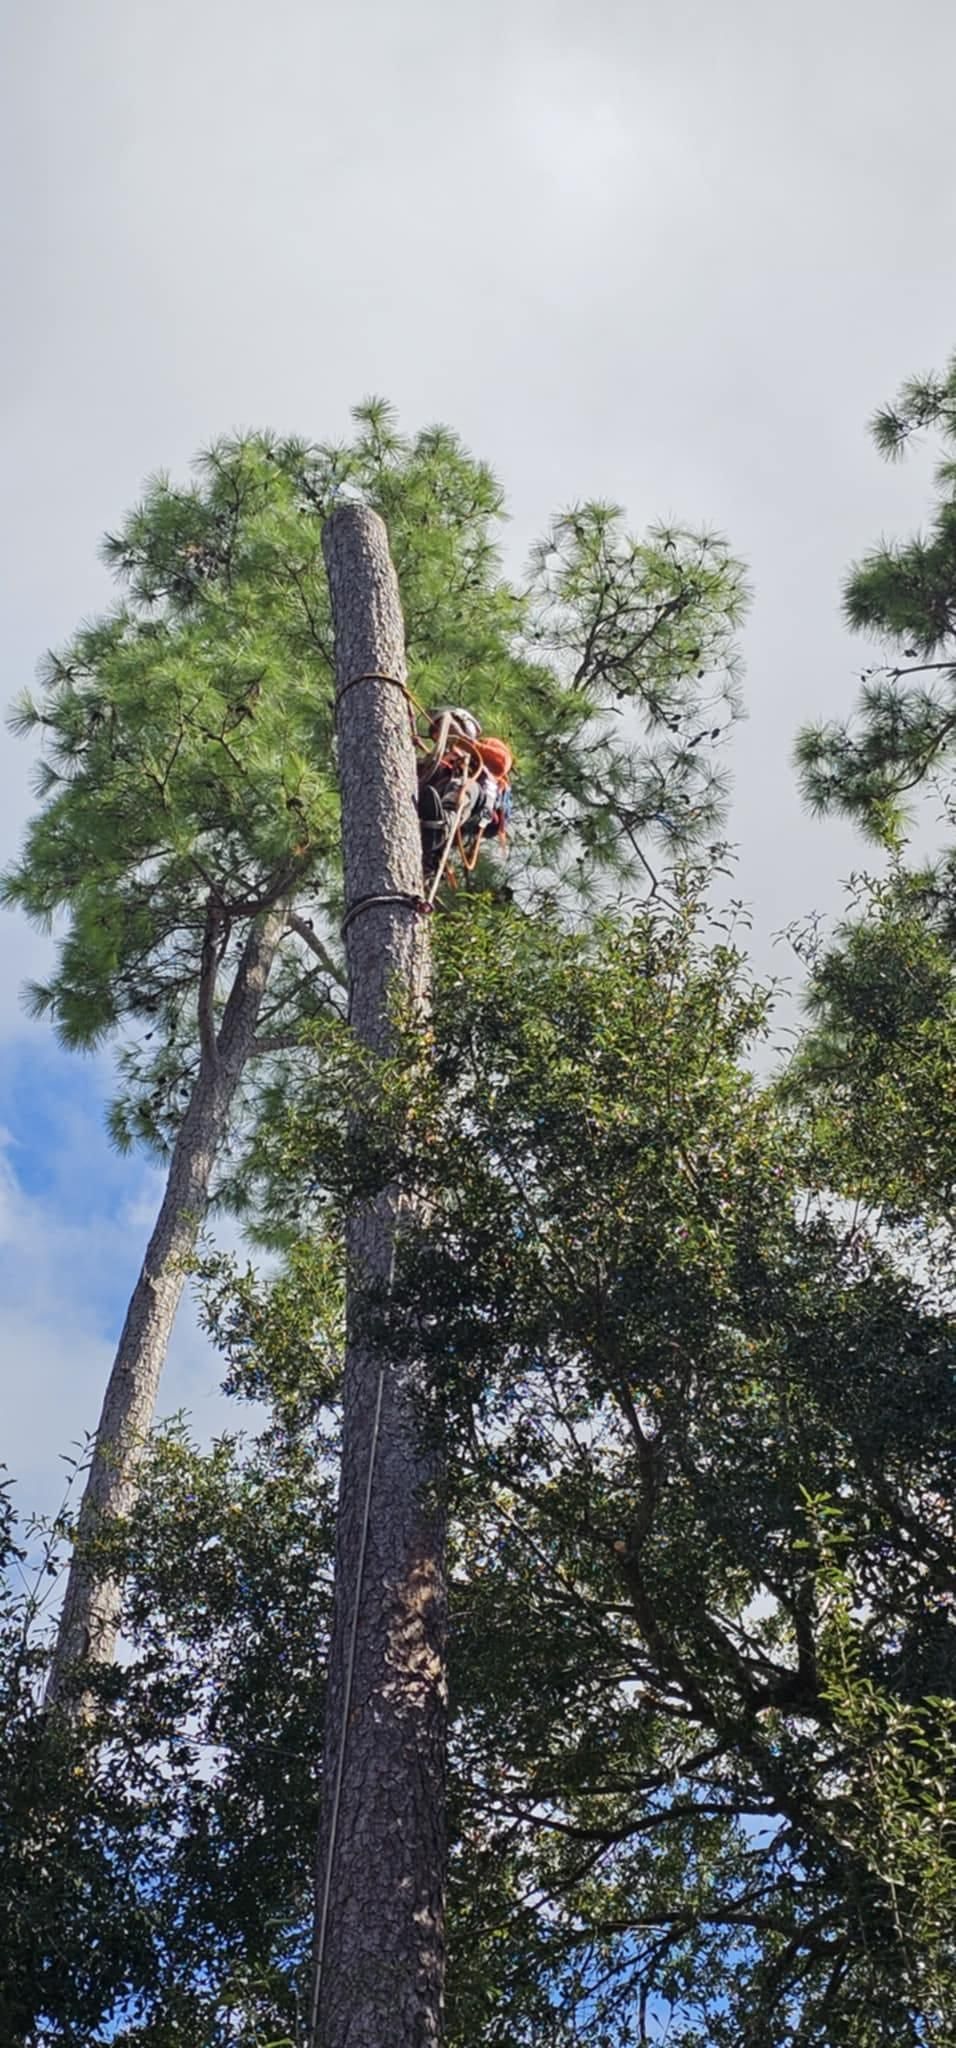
[2,0,956,1518]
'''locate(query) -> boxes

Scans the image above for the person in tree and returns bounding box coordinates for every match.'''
[417,705,513,880]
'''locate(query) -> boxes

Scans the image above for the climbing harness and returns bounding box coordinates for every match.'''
[336,679,514,922]
[416,707,513,895]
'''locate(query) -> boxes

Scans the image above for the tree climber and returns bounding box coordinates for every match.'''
[417,706,513,884]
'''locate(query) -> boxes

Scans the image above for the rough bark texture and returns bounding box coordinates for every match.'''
[46,905,287,1707]
[311,505,446,2048]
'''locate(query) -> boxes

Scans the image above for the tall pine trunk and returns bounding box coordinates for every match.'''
[46,904,287,1706]
[310,505,446,2048]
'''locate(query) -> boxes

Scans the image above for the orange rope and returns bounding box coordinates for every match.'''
[423,776,477,904]
[420,728,514,890]
[339,690,507,899]
[456,820,488,873]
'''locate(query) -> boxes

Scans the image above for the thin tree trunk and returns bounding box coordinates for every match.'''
[46,903,287,1707]
[310,505,446,2048]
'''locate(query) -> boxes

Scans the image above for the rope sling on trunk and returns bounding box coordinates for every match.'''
[336,676,511,915]
[335,670,421,738]
[340,890,430,937]
[338,720,495,935]
[336,675,428,937]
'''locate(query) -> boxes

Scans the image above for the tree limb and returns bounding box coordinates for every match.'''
[251,1031,304,1056]
[288,911,347,987]
[198,904,220,1072]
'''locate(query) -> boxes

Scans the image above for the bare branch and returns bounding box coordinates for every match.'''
[288,911,347,987]
[250,1031,304,1056]
[198,904,220,1072]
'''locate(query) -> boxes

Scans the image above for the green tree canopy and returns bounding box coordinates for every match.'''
[8,897,953,2046]
[784,868,956,1233]
[4,403,747,1152]
[796,353,956,854]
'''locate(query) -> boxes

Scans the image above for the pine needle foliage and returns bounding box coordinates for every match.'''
[796,352,956,847]
[3,402,746,1155]
[784,867,956,1229]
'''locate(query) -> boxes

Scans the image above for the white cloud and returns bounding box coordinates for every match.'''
[0,1117,251,1521]
[2,0,956,1510]
[510,53,647,209]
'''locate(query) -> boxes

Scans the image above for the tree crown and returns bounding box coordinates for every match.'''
[796,352,956,848]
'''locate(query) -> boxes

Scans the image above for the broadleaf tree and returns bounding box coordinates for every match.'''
[783,865,956,1232]
[3,892,955,2045]
[258,891,956,2047]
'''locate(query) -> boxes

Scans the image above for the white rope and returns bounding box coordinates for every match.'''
[309,1362,386,2044]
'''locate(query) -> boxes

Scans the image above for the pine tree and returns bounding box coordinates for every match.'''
[5,404,747,1705]
[310,504,443,2048]
[796,352,956,849]
[5,434,338,1701]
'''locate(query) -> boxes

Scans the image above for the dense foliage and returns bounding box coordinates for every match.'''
[3,403,745,1156]
[796,353,956,854]
[784,868,956,1232]
[1,1255,336,2048]
[291,897,956,2046]
[4,379,956,2046]
[6,895,954,2046]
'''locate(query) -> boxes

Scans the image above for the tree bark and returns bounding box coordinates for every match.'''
[310,505,446,2048]
[45,903,287,1708]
